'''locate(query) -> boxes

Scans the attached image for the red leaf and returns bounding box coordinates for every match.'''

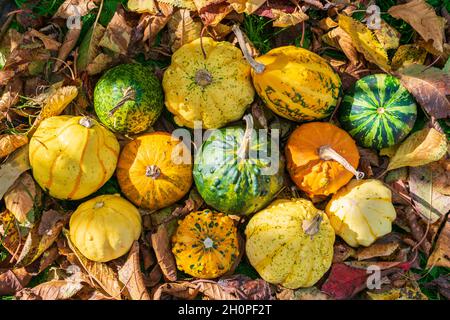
[321,263,368,300]
[254,0,296,18]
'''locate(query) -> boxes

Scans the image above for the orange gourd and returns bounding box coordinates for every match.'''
[117,132,192,211]
[285,122,362,197]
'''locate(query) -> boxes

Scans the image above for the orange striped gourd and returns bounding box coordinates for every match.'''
[29,116,119,200]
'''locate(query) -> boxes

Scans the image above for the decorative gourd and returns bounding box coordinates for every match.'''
[69,194,142,262]
[94,63,164,134]
[325,179,396,247]
[245,199,335,289]
[285,122,362,198]
[162,37,255,129]
[171,210,239,279]
[193,114,284,215]
[233,26,341,122]
[117,132,192,211]
[338,74,417,149]
[29,116,119,200]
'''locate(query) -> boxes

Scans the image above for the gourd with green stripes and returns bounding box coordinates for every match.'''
[338,74,417,150]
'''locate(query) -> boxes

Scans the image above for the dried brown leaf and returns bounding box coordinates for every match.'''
[168,9,202,52]
[192,280,239,300]
[18,280,84,300]
[0,134,28,159]
[0,268,32,296]
[333,242,356,263]
[118,241,150,300]
[388,0,446,52]
[99,8,132,55]
[151,224,177,282]
[53,27,81,72]
[0,145,30,199]
[152,282,199,300]
[373,20,400,51]
[354,242,400,261]
[277,287,330,300]
[53,0,97,19]
[4,172,40,226]
[323,27,359,65]
[28,29,61,51]
[228,0,265,14]
[397,64,450,119]
[427,216,450,268]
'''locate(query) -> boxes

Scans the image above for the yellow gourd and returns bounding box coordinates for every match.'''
[245,199,335,289]
[69,194,142,262]
[29,116,119,200]
[325,179,397,247]
[162,37,255,129]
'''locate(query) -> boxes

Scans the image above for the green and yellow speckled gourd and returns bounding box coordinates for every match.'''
[162,37,255,129]
[245,199,335,289]
[338,74,417,149]
[193,114,284,215]
[233,25,342,122]
[171,210,239,279]
[94,63,164,134]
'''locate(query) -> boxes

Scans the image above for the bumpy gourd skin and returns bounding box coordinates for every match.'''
[338,74,417,150]
[69,194,142,262]
[285,122,360,197]
[117,132,193,211]
[94,63,164,134]
[162,37,255,129]
[325,179,396,247]
[245,199,335,289]
[193,126,284,215]
[29,116,119,200]
[172,210,239,279]
[252,46,342,122]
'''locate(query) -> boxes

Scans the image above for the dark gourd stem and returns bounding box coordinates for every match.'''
[79,116,94,128]
[302,214,323,239]
[232,24,265,74]
[195,69,213,87]
[200,26,207,60]
[145,165,161,179]
[237,114,254,160]
[108,86,136,117]
[319,145,365,180]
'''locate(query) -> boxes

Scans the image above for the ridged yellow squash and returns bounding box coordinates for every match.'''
[325,179,396,247]
[245,199,335,289]
[162,37,255,129]
[251,46,342,121]
[69,194,142,262]
[29,116,119,200]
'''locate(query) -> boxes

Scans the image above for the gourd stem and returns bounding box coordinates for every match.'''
[319,145,365,180]
[232,25,265,74]
[237,114,254,160]
[108,86,136,117]
[302,213,323,239]
[79,116,94,128]
[145,165,161,179]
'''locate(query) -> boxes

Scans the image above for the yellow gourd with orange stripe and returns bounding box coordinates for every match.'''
[325,179,396,247]
[29,116,119,200]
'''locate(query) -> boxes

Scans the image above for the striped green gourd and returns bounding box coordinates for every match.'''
[338,74,417,150]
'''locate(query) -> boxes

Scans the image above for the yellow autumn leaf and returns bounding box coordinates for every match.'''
[128,0,162,14]
[391,44,427,70]
[338,14,390,71]
[158,0,195,10]
[272,9,309,28]
[0,134,28,158]
[387,127,448,171]
[32,85,78,130]
[367,286,428,300]
[373,20,400,51]
[228,0,265,14]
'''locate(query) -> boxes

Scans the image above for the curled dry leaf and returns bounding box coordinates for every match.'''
[28,29,61,51]
[4,172,41,227]
[409,165,450,223]
[118,241,150,300]
[391,45,427,70]
[15,210,68,267]
[136,3,174,48]
[0,145,30,199]
[0,78,23,115]
[152,282,199,300]
[333,242,356,263]
[0,134,28,158]
[53,27,81,72]
[397,64,450,119]
[218,274,274,300]
[322,26,359,66]
[151,224,177,282]
[0,268,32,296]
[192,280,239,300]
[388,0,446,53]
[387,127,448,171]
[168,9,202,52]
[338,14,390,71]
[99,9,132,55]
[196,0,233,26]
[367,286,428,300]
[354,242,400,261]
[63,230,122,300]
[427,216,450,268]
[18,280,84,300]
[53,0,97,19]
